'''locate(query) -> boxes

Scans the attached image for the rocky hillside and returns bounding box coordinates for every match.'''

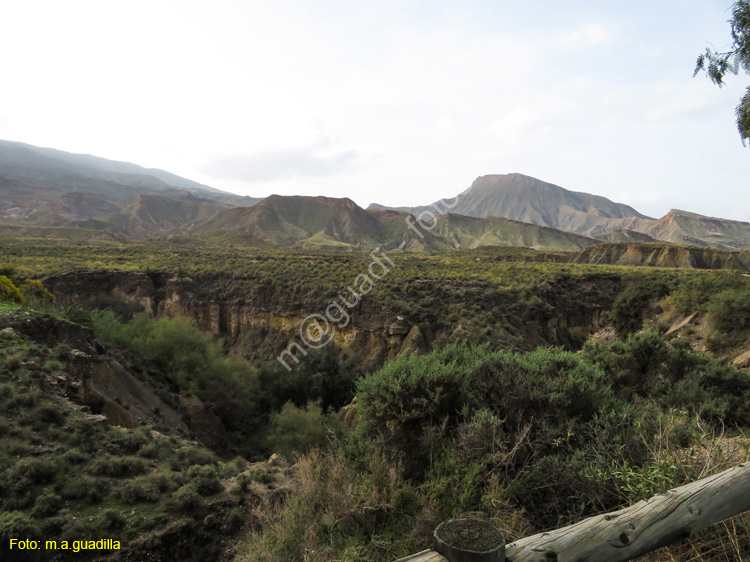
[194,195,392,249]
[371,174,750,251]
[106,194,227,238]
[370,173,650,234]
[571,243,750,271]
[193,195,601,251]
[594,229,656,243]
[630,210,750,251]
[0,140,222,200]
[0,309,279,562]
[0,140,263,239]
[430,212,599,251]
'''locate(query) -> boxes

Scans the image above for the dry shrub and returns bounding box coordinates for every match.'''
[635,429,750,562]
[238,449,364,562]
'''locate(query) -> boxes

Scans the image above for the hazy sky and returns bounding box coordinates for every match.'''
[2,0,749,220]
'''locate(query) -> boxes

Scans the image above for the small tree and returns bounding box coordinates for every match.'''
[695,0,750,144]
[19,280,55,304]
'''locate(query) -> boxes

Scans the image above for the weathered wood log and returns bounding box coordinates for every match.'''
[505,461,750,562]
[433,518,506,562]
[396,550,448,562]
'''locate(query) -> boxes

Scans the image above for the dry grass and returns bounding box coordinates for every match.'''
[639,429,750,562]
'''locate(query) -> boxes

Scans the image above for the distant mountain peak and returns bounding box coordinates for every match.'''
[371,173,650,233]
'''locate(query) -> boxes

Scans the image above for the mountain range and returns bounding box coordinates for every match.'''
[1,140,750,253]
[370,173,750,251]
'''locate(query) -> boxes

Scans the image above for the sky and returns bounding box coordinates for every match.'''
[1,0,749,220]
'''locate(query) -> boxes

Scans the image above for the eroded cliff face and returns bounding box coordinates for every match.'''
[572,244,750,271]
[43,270,160,317]
[42,270,619,365]
[157,276,429,364]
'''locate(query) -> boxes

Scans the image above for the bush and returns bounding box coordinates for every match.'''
[611,279,671,338]
[89,456,150,478]
[706,287,750,350]
[115,473,172,504]
[0,275,23,303]
[356,343,616,481]
[250,469,273,485]
[9,457,58,485]
[103,509,127,530]
[60,304,93,327]
[19,280,55,304]
[91,312,260,431]
[583,331,750,426]
[21,401,67,429]
[237,473,252,494]
[170,484,203,513]
[0,511,40,543]
[115,478,161,503]
[59,475,106,503]
[51,343,73,361]
[268,401,332,459]
[113,426,152,454]
[187,465,224,496]
[170,447,218,470]
[5,354,23,372]
[663,274,746,316]
[32,493,62,517]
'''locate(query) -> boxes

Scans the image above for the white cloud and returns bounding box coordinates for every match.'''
[560,23,614,47]
[201,136,360,183]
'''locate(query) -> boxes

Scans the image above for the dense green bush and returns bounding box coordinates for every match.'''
[0,275,23,303]
[18,279,55,304]
[116,474,168,503]
[187,465,224,496]
[706,287,750,350]
[170,483,203,513]
[91,311,260,435]
[268,401,333,459]
[59,475,107,503]
[89,455,150,478]
[0,511,40,543]
[662,273,748,316]
[611,278,671,337]
[356,343,618,484]
[583,332,750,426]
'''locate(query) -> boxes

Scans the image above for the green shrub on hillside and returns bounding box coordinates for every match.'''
[662,273,748,317]
[0,275,23,303]
[583,332,750,426]
[187,465,224,496]
[170,484,203,513]
[89,456,150,478]
[611,279,671,337]
[18,279,55,304]
[268,401,333,459]
[706,287,750,351]
[91,311,260,435]
[0,511,40,543]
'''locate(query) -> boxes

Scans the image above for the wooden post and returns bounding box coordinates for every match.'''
[433,518,506,562]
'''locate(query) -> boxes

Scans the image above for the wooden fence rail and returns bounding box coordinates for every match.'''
[396,461,750,562]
